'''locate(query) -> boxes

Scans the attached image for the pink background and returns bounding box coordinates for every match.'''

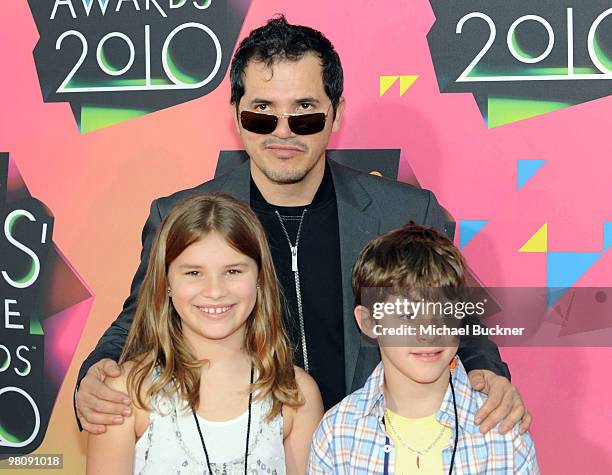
[1,1,611,473]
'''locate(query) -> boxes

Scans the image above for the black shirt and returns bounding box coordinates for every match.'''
[250,162,345,409]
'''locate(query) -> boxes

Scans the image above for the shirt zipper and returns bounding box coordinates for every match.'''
[275,209,309,373]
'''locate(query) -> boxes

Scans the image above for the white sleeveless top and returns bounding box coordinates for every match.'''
[133,370,286,475]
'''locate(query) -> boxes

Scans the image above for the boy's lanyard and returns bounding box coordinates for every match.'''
[382,373,459,475]
[383,434,391,475]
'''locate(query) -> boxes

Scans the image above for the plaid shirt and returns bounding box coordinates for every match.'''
[308,357,539,474]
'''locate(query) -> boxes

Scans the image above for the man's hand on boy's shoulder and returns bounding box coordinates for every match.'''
[468,369,532,435]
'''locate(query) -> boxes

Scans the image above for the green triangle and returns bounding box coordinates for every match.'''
[30,315,44,336]
[487,96,575,128]
[80,105,149,133]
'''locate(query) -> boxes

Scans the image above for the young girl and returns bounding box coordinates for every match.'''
[87,193,323,475]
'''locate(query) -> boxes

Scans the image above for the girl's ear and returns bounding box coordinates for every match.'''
[354,305,377,339]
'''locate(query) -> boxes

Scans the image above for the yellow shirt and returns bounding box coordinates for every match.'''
[385,409,452,475]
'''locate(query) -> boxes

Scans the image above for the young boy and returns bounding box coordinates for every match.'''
[308,224,539,474]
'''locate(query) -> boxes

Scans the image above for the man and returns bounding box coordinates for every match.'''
[76,16,531,436]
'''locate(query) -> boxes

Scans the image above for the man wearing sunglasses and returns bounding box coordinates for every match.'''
[75,16,531,438]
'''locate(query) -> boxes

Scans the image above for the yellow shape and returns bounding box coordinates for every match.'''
[380,76,399,96]
[519,223,548,253]
[399,75,419,96]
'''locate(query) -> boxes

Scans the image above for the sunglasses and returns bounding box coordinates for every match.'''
[239,106,332,135]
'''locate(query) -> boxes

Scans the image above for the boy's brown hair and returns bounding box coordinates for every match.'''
[351,223,467,307]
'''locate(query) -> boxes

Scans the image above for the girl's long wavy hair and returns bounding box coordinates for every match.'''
[119,193,302,419]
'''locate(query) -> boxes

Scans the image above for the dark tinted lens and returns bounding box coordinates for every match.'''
[240,111,277,134]
[288,113,326,135]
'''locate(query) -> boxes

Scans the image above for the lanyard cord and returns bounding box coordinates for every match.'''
[192,365,254,475]
[383,372,459,474]
[448,373,459,475]
[275,209,309,372]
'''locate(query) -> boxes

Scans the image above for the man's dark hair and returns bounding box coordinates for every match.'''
[230,15,344,114]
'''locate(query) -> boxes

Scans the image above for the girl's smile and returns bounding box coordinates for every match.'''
[167,232,259,348]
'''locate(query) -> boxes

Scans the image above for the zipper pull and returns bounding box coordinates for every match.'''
[291,246,298,272]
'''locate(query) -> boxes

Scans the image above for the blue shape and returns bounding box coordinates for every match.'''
[546,288,568,310]
[460,220,488,249]
[604,222,612,251]
[518,160,546,189]
[84,0,109,7]
[546,252,602,307]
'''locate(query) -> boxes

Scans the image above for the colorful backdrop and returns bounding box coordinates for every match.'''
[1,0,611,473]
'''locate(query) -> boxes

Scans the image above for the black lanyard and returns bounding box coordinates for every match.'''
[193,365,254,475]
[382,373,459,475]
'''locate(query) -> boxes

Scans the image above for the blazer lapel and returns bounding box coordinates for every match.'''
[329,160,381,393]
[216,159,251,204]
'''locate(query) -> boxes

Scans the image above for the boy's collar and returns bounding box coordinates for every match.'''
[353,362,385,418]
[437,357,482,434]
[355,356,482,435]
